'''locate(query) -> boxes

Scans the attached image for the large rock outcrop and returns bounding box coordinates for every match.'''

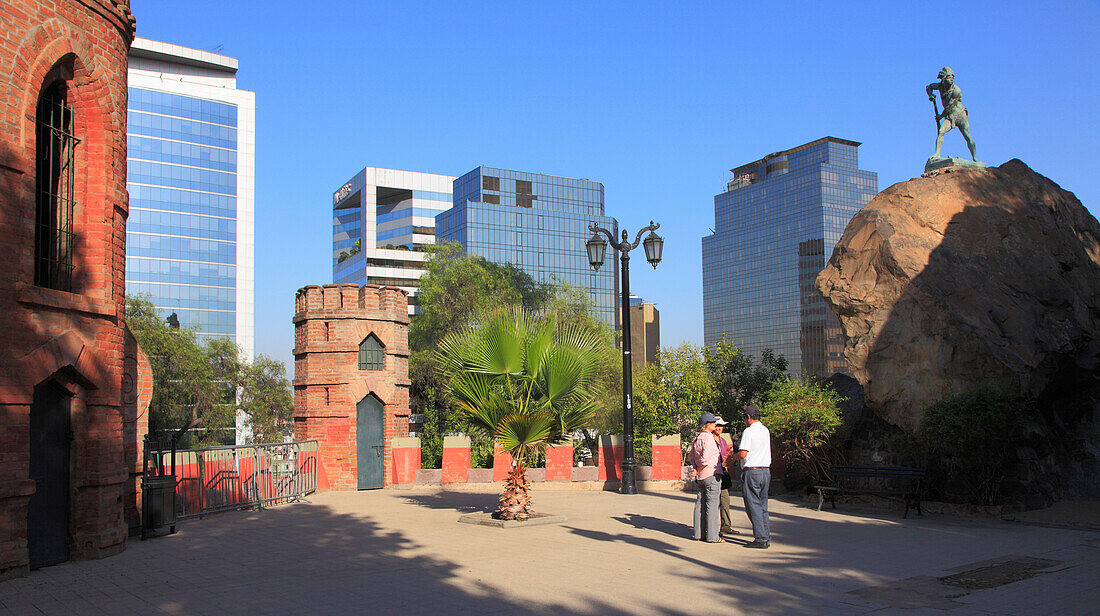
[817,160,1100,436]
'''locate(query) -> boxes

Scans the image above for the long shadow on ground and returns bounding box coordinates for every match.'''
[0,498,702,616]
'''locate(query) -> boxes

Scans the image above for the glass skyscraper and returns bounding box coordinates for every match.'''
[701,137,878,377]
[332,167,456,315]
[126,38,255,358]
[435,167,618,325]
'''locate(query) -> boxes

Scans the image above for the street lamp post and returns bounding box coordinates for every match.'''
[585,221,663,495]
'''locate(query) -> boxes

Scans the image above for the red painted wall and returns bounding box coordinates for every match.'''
[442,436,471,484]
[545,443,574,481]
[599,436,624,480]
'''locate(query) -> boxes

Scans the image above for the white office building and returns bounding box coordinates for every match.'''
[332,168,456,314]
[126,38,256,441]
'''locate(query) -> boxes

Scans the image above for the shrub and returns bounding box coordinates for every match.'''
[760,378,843,485]
[908,388,1028,506]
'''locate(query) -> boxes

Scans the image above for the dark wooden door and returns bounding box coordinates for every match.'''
[356,395,384,490]
[28,382,71,569]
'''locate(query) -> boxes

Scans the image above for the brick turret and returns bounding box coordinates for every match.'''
[292,285,411,489]
[0,0,149,578]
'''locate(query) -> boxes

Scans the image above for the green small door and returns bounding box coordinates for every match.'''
[356,395,384,489]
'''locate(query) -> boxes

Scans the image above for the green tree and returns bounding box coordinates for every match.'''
[409,242,544,465]
[408,246,617,469]
[239,355,294,444]
[127,295,292,447]
[542,283,620,463]
[410,242,547,353]
[759,378,843,485]
[437,309,603,520]
[704,338,788,418]
[632,343,717,462]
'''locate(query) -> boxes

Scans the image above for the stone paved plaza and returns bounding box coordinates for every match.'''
[1,488,1096,615]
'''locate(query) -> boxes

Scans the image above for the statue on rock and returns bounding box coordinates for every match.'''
[925,66,984,173]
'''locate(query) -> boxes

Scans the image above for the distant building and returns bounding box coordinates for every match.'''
[332,167,456,316]
[620,295,660,367]
[126,38,256,360]
[435,166,618,325]
[701,137,878,377]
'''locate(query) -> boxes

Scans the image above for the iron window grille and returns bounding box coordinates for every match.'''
[358,335,384,371]
[34,81,79,291]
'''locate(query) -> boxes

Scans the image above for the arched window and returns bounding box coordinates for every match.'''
[34,79,78,291]
[358,335,384,371]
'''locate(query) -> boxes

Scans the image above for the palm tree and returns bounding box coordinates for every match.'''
[437,308,604,520]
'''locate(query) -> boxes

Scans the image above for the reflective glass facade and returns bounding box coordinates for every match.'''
[436,167,618,324]
[126,39,255,357]
[701,138,878,377]
[332,168,456,315]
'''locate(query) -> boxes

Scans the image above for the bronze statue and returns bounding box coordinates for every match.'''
[927,67,978,161]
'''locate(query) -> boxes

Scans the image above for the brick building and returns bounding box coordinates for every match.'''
[0,0,151,577]
[293,285,411,490]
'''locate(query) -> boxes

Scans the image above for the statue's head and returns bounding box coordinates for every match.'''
[938,66,954,82]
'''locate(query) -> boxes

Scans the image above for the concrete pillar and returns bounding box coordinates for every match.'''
[391,437,420,487]
[651,434,682,480]
[442,435,470,484]
[545,442,573,481]
[598,435,623,480]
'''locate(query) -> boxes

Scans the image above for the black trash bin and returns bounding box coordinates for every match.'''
[142,474,177,539]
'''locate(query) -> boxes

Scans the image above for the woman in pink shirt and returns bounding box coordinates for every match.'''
[688,412,723,542]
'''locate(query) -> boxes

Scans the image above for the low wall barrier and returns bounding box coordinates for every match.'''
[397,435,687,487]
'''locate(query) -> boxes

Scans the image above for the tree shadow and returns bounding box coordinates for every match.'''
[3,488,1087,616]
[612,513,688,539]
[398,489,498,513]
[558,523,859,614]
[0,498,703,615]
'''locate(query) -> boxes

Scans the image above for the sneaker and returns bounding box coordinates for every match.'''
[743,540,770,549]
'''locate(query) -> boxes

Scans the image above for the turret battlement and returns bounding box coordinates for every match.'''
[294,284,409,322]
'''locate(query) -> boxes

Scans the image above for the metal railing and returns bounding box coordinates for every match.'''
[146,440,318,520]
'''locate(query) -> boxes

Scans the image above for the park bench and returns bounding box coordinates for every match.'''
[814,465,926,518]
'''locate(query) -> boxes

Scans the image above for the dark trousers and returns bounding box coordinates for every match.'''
[718,472,733,531]
[742,468,770,542]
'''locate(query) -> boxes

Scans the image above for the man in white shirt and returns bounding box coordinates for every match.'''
[729,405,771,548]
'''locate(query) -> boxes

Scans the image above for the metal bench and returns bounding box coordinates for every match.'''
[814,465,926,518]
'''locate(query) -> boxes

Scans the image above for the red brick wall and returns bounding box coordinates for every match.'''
[292,285,411,489]
[0,0,142,578]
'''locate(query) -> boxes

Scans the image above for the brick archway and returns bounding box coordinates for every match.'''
[19,331,103,399]
[8,20,125,297]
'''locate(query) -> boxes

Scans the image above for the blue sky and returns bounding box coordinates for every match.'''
[132,1,1100,369]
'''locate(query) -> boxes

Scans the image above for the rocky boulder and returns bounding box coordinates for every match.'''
[817,160,1100,438]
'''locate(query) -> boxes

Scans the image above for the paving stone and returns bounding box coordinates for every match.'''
[0,490,1097,615]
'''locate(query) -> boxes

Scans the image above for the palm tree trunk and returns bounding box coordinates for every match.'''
[496,459,532,520]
